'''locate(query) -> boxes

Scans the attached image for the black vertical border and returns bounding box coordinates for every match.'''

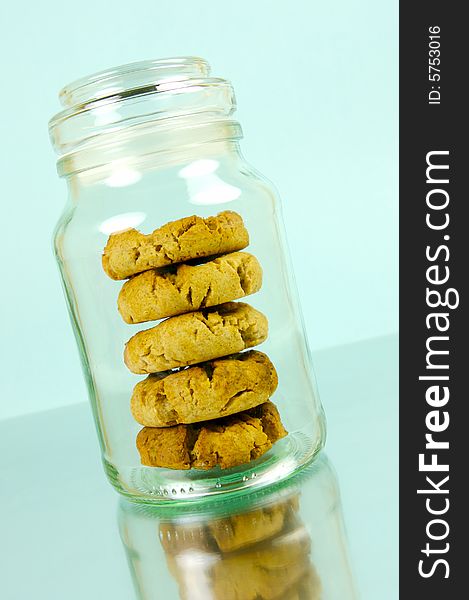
[400,2,466,595]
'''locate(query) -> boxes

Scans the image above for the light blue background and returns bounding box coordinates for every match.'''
[0,0,397,419]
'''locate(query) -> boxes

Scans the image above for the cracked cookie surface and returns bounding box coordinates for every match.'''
[102,211,249,280]
[124,302,268,373]
[118,252,262,323]
[136,401,287,470]
[131,351,278,426]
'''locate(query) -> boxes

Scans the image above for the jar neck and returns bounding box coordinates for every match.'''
[49,57,241,179]
[67,136,244,189]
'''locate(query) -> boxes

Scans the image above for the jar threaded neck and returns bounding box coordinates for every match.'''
[49,57,241,177]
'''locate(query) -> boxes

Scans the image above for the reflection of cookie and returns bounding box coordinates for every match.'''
[283,566,322,600]
[211,539,311,600]
[136,401,287,470]
[166,522,310,600]
[208,503,288,552]
[163,516,311,600]
[159,493,318,600]
[102,211,249,280]
[159,496,298,556]
[124,302,268,374]
[131,351,278,427]
[118,252,263,323]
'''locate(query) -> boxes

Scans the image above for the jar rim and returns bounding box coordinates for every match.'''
[58,56,211,107]
[49,77,234,135]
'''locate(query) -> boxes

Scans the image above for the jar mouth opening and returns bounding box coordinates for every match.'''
[59,56,211,107]
[50,77,232,123]
[49,57,238,163]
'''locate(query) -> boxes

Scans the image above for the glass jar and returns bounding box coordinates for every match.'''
[49,57,326,502]
[118,455,357,599]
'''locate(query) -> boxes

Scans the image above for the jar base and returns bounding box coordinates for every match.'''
[104,430,324,504]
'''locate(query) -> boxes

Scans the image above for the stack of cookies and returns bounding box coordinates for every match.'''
[159,496,321,599]
[102,210,287,470]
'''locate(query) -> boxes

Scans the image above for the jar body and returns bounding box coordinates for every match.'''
[51,59,325,501]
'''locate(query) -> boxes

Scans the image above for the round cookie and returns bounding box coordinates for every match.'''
[102,210,249,280]
[124,302,268,374]
[118,252,263,323]
[136,401,287,470]
[131,351,278,427]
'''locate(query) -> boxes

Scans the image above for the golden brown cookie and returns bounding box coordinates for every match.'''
[124,302,268,374]
[136,401,287,470]
[118,251,263,323]
[136,424,197,470]
[130,351,278,427]
[102,211,249,280]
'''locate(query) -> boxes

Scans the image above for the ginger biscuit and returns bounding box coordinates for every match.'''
[124,302,268,374]
[131,351,278,427]
[102,211,249,280]
[136,401,287,470]
[118,252,262,323]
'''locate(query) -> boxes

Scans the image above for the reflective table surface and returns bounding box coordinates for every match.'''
[0,335,397,599]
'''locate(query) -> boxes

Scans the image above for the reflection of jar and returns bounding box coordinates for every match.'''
[49,57,326,501]
[118,455,357,599]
